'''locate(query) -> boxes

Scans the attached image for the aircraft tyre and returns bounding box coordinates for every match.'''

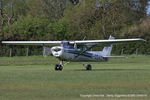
[59,65,63,70]
[55,64,63,71]
[86,64,92,70]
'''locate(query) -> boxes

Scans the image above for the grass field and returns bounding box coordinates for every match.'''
[0,55,150,100]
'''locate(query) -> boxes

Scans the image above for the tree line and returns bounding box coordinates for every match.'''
[0,0,150,56]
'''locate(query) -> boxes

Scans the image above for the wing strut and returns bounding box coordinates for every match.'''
[75,44,97,58]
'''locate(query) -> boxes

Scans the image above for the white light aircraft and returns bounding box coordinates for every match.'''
[2,36,145,70]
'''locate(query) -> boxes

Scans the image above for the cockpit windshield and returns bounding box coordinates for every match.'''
[61,41,87,51]
[62,41,74,49]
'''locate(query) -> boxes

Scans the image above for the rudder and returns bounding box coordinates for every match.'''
[102,35,115,56]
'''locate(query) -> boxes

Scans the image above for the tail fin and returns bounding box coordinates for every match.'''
[102,35,115,56]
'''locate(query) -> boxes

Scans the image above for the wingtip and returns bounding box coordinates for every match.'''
[1,41,4,44]
[139,38,146,42]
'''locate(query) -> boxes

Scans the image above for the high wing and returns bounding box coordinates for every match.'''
[2,37,145,46]
[70,38,146,45]
[2,41,61,46]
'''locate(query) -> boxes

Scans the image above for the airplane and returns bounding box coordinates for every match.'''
[2,36,145,71]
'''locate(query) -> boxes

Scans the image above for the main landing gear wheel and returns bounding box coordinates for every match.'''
[86,64,92,70]
[55,64,63,71]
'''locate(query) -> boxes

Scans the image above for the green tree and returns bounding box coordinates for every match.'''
[3,15,50,40]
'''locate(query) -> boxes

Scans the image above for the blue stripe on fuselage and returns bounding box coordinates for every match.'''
[63,46,74,49]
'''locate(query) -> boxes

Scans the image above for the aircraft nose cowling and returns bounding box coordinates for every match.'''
[51,46,63,57]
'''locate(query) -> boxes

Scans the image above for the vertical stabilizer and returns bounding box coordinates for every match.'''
[102,35,115,56]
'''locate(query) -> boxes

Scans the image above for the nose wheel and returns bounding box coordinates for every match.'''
[55,64,63,71]
[55,61,64,71]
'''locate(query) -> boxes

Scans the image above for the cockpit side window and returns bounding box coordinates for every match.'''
[77,45,87,51]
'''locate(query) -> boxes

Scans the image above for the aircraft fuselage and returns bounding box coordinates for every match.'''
[51,43,107,62]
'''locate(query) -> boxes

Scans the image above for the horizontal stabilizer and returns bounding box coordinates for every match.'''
[103,56,126,58]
